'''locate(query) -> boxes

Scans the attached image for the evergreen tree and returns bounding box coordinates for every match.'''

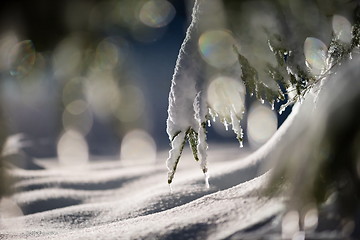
[167,0,360,232]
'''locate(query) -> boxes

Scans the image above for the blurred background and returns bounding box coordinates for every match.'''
[0,0,291,168]
[0,0,194,165]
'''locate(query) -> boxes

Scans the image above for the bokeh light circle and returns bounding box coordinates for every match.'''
[8,40,36,79]
[247,103,277,147]
[304,37,327,75]
[0,33,18,71]
[95,39,119,70]
[62,100,93,135]
[199,30,237,69]
[139,0,175,28]
[57,129,89,167]
[116,85,145,123]
[332,15,352,44]
[120,129,156,163]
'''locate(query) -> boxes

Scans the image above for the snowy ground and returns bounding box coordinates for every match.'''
[0,144,289,240]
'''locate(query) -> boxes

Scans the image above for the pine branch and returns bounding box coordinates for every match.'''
[186,128,199,161]
[234,47,284,105]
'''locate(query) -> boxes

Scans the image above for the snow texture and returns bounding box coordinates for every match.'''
[0,92,303,239]
[1,146,284,240]
[166,0,245,184]
[166,0,206,183]
[193,92,208,175]
[166,0,204,139]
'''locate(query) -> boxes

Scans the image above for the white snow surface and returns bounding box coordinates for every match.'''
[0,144,285,240]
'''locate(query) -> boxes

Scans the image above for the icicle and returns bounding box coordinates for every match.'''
[207,120,211,127]
[230,111,243,148]
[260,98,265,104]
[169,183,173,194]
[279,105,286,115]
[204,172,210,189]
[271,101,275,110]
[197,125,208,177]
[350,52,353,60]
[239,140,244,148]
[230,112,238,130]
[193,92,209,183]
[208,108,217,122]
[238,127,244,148]
[223,119,229,131]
